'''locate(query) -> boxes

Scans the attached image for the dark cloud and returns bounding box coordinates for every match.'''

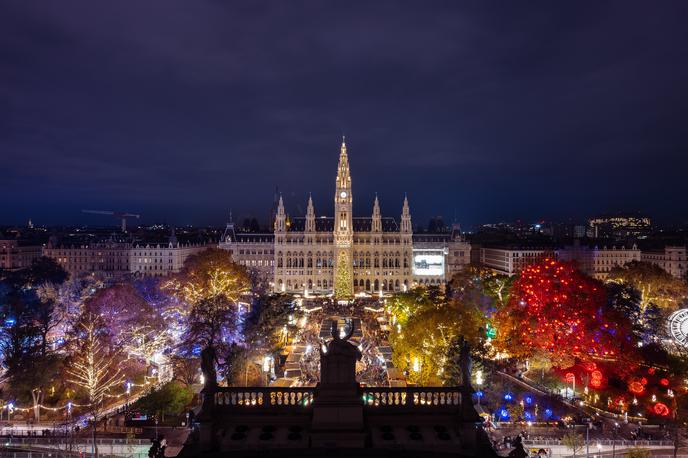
[1,1,687,228]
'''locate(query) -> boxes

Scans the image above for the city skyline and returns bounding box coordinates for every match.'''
[2,2,688,227]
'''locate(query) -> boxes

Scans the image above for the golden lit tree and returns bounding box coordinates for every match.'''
[608,261,688,311]
[164,248,251,306]
[67,313,125,454]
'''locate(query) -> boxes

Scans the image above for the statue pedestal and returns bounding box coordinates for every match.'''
[311,383,365,448]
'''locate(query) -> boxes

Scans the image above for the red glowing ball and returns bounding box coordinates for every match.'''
[660,378,670,387]
[629,381,645,395]
[640,377,648,385]
[654,402,670,417]
[647,367,656,375]
[565,372,575,383]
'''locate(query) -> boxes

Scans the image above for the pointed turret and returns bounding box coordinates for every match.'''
[275,194,286,233]
[336,136,351,192]
[400,194,412,233]
[305,194,315,232]
[372,194,381,233]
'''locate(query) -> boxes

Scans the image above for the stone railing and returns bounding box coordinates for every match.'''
[360,387,462,410]
[214,387,315,410]
[211,386,464,412]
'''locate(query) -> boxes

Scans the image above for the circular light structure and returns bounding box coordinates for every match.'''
[654,402,670,417]
[668,309,688,346]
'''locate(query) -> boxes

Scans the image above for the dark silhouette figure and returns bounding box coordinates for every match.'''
[200,346,217,389]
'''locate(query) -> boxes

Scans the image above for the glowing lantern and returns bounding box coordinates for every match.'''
[628,381,645,395]
[654,402,670,417]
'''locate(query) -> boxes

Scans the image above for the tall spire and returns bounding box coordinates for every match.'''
[336,136,351,191]
[305,193,315,232]
[372,193,381,232]
[401,194,412,233]
[275,194,286,233]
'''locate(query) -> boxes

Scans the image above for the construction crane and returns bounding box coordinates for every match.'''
[82,209,141,232]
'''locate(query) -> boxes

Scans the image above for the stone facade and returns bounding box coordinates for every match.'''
[480,247,554,276]
[0,239,42,271]
[129,242,212,277]
[219,140,470,295]
[641,246,687,279]
[557,241,641,279]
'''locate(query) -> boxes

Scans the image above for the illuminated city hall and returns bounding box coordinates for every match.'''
[220,139,471,296]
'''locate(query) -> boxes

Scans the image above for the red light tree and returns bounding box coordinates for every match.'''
[494,259,632,368]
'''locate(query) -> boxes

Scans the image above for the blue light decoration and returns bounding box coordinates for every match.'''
[524,411,533,421]
[4,318,16,327]
[499,408,510,420]
[525,395,533,405]
[544,408,553,419]
[475,390,484,398]
[504,393,513,401]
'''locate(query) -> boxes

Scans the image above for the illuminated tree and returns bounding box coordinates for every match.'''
[334,251,353,298]
[164,248,251,306]
[84,284,167,361]
[493,259,631,367]
[608,261,688,311]
[561,431,584,458]
[389,286,486,385]
[67,313,125,454]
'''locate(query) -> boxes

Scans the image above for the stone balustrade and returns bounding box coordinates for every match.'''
[211,386,463,411]
[361,387,462,409]
[214,387,315,409]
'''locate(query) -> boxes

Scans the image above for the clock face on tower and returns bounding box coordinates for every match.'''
[340,191,347,199]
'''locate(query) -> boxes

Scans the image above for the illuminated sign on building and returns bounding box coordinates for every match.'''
[412,249,445,276]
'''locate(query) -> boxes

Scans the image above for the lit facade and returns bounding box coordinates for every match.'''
[43,242,132,280]
[480,247,554,276]
[129,242,213,277]
[641,246,687,279]
[557,242,640,279]
[0,239,42,271]
[219,139,469,295]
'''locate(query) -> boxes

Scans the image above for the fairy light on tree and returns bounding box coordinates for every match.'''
[493,258,631,367]
[67,313,125,456]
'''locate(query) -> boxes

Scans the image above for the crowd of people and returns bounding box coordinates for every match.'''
[289,299,392,387]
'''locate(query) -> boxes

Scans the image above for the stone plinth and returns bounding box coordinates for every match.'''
[310,320,365,447]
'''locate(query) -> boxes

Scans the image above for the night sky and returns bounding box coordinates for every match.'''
[2,2,687,229]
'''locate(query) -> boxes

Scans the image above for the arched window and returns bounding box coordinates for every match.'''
[374,279,379,290]
[366,279,371,290]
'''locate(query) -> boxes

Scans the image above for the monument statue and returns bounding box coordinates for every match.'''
[312,318,365,447]
[320,319,361,386]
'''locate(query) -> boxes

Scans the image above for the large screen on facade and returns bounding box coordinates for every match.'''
[412,252,445,276]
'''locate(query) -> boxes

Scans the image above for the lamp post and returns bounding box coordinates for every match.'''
[586,421,590,458]
[263,355,273,387]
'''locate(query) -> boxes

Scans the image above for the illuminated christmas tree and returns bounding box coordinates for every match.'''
[334,250,353,299]
[494,259,629,366]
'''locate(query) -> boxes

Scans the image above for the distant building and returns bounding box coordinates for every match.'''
[557,241,640,279]
[0,239,42,271]
[480,247,554,275]
[43,241,131,281]
[412,226,470,286]
[129,242,212,277]
[641,246,687,279]
[588,214,651,239]
[219,223,275,290]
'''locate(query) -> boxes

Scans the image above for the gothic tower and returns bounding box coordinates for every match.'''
[333,137,354,298]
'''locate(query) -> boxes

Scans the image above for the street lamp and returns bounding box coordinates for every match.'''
[262,355,273,386]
